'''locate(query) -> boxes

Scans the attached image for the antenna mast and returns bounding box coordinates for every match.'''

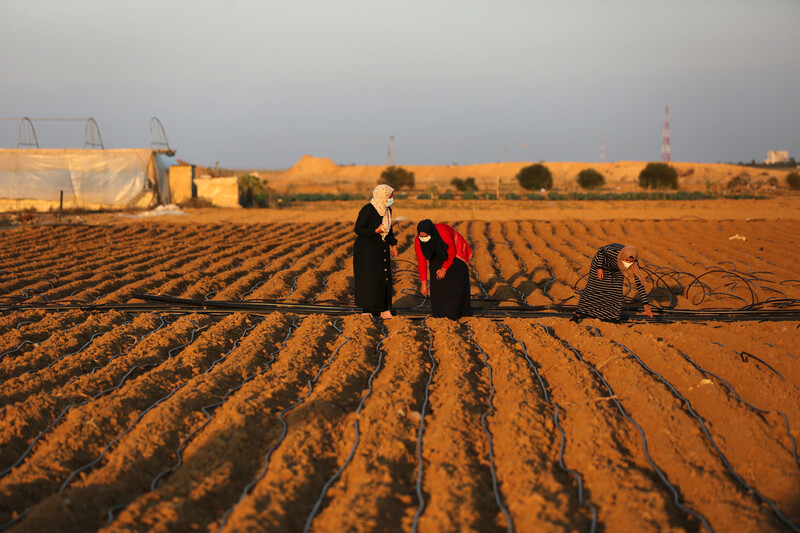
[601,132,605,163]
[661,105,671,162]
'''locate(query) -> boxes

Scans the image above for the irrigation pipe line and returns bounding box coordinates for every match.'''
[103,316,268,526]
[2,294,800,323]
[0,317,197,532]
[464,323,515,533]
[217,319,351,531]
[608,337,799,532]
[0,316,173,481]
[499,324,598,532]
[302,322,387,532]
[57,321,212,492]
[538,324,714,532]
[668,346,800,470]
[411,319,437,533]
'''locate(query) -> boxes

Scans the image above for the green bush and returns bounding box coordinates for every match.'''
[786,172,800,190]
[638,163,678,190]
[516,164,553,190]
[416,193,431,200]
[577,168,605,189]
[238,174,268,207]
[461,191,477,200]
[380,165,415,190]
[505,192,521,200]
[483,192,497,200]
[439,191,455,200]
[450,176,478,191]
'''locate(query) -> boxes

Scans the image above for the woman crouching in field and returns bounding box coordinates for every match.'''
[414,219,473,319]
[572,243,653,323]
[354,184,398,319]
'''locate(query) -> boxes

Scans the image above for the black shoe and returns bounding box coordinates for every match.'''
[570,313,583,323]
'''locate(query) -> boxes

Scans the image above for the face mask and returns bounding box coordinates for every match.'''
[385,198,393,207]
[621,260,634,269]
[419,235,431,243]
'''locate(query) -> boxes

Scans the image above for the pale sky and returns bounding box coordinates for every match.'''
[2,0,799,168]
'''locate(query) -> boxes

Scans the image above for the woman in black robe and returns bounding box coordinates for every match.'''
[353,184,398,319]
[414,219,473,319]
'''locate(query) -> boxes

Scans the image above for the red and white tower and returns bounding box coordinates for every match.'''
[661,105,671,162]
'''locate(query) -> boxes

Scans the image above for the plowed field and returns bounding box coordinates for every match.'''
[1,217,799,532]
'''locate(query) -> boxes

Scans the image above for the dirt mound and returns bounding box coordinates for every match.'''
[286,155,341,176]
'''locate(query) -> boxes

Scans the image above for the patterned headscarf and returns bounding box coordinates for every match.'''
[617,245,647,286]
[370,184,394,241]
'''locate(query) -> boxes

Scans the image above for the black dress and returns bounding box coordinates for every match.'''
[577,243,648,321]
[429,255,471,319]
[353,203,396,314]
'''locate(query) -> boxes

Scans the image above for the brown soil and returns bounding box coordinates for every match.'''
[1,202,799,532]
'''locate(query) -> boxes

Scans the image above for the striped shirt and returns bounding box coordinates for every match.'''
[577,243,648,321]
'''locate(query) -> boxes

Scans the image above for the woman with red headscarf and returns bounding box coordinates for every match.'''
[414,219,473,319]
[572,243,653,322]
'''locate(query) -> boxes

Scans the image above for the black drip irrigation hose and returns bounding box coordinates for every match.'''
[500,324,598,532]
[57,321,213,493]
[539,324,714,532]
[0,315,177,531]
[104,316,268,526]
[608,337,799,532]
[464,323,514,533]
[411,319,437,533]
[670,348,800,470]
[302,322,387,532]
[20,316,136,378]
[309,257,346,303]
[147,317,296,492]
[3,293,800,323]
[0,339,37,362]
[217,319,351,531]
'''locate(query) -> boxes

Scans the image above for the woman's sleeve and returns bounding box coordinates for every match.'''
[635,271,649,305]
[415,238,428,283]
[354,205,377,237]
[440,225,457,271]
[386,210,397,246]
[590,246,606,269]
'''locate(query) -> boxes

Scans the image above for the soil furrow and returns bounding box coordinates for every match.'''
[547,318,786,531]
[0,313,215,522]
[103,314,341,532]
[219,314,383,532]
[468,319,594,531]
[13,313,288,533]
[413,318,504,532]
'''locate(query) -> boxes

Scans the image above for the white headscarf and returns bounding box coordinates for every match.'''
[370,184,394,241]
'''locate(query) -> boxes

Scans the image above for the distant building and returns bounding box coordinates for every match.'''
[764,150,789,164]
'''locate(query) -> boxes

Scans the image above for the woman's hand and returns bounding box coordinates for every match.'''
[643,304,653,318]
[375,225,383,234]
[436,268,447,279]
[420,282,429,297]
[597,268,604,280]
[390,245,398,258]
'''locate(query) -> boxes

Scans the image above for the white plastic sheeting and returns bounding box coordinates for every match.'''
[0,148,174,207]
